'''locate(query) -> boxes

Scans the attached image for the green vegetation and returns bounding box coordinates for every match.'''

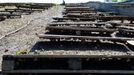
[112,0,118,2]
[16,49,29,55]
[112,0,128,2]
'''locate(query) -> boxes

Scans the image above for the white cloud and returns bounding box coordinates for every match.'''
[0,0,104,3]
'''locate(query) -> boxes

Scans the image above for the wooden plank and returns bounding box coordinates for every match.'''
[0,14,21,18]
[0,16,6,21]
[99,16,134,20]
[0,10,32,15]
[53,17,96,21]
[65,11,96,13]
[53,16,134,21]
[5,8,43,12]
[16,5,50,9]
[65,8,95,11]
[48,22,108,25]
[0,14,21,16]
[65,7,91,9]
[3,55,134,59]
[0,11,13,13]
[46,26,115,32]
[65,13,98,15]
[3,70,134,74]
[48,22,134,29]
[64,13,103,18]
[38,34,134,41]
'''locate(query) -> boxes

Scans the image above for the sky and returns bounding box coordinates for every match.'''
[0,0,104,3]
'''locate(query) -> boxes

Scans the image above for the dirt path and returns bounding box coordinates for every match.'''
[0,6,64,70]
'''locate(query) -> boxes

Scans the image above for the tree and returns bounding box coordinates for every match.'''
[62,0,66,5]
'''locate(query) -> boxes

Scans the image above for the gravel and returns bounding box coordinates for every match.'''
[0,6,64,70]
